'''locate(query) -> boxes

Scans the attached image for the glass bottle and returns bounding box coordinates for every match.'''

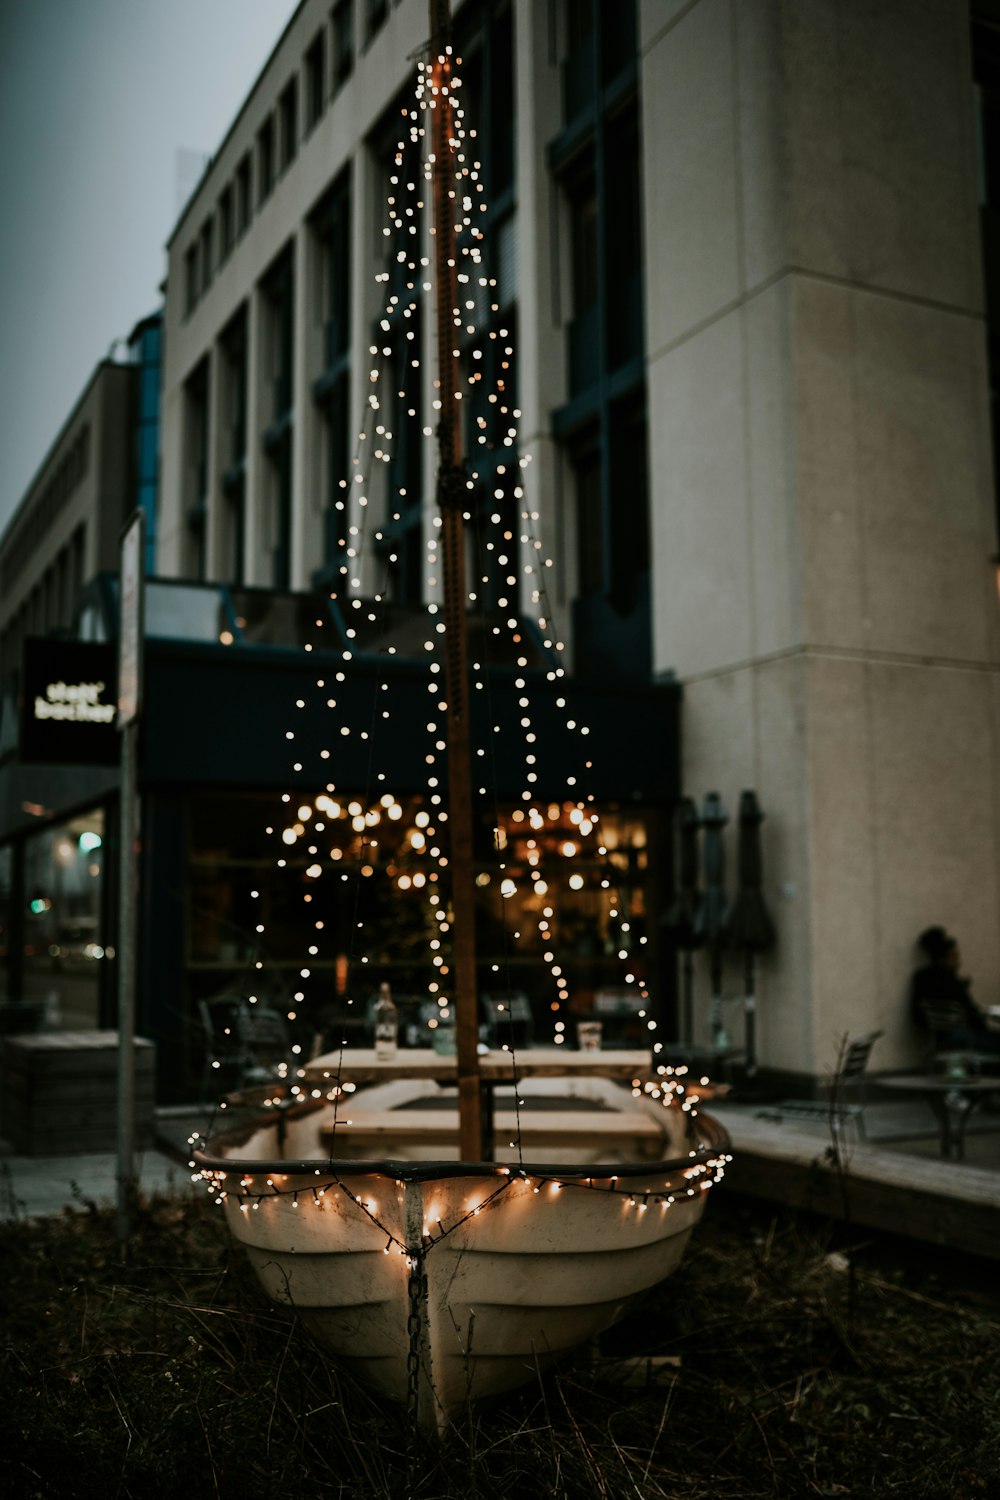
[373,981,398,1060]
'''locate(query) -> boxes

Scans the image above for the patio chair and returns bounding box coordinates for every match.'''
[480,992,534,1049]
[199,995,293,1099]
[756,1029,883,1139]
[913,996,1000,1074]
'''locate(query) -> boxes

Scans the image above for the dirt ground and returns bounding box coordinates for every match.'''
[2,1186,997,1499]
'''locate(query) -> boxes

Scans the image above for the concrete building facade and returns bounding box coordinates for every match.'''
[643,0,1000,1072]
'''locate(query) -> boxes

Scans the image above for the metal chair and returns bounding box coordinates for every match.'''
[480,993,534,1049]
[199,995,293,1098]
[913,996,1000,1076]
[757,1030,883,1139]
[916,995,979,1057]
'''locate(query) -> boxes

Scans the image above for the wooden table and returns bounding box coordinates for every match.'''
[878,1073,1000,1160]
[303,1048,656,1158]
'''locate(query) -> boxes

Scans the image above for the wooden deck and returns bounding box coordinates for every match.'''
[711,1102,1000,1261]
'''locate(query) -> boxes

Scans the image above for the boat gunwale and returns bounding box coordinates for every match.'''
[191,1108,731,1184]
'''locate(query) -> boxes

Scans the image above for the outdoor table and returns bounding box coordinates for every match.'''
[302,1047,657,1159]
[304,1045,654,1085]
[878,1073,1000,1160]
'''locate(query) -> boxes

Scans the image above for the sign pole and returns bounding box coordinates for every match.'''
[116,511,144,1244]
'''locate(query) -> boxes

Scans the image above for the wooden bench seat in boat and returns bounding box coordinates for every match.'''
[320,1106,667,1151]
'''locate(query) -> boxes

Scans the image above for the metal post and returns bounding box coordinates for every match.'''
[428,0,484,1159]
[116,718,138,1240]
[116,511,145,1241]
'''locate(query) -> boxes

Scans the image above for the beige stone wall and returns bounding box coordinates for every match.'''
[642,0,1000,1074]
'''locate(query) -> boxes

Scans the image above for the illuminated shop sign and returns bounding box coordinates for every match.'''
[34,679,115,723]
[21,639,118,765]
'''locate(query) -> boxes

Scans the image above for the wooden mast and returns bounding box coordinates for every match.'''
[428,0,484,1159]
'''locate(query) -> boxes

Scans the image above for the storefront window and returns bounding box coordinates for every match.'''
[0,845,11,993]
[21,809,107,1029]
[185,790,656,1083]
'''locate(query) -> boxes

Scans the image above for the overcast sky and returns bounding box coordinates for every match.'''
[0,0,300,543]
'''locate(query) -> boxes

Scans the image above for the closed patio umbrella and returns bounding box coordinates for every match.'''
[694,792,728,1046]
[661,796,703,1043]
[724,789,776,1076]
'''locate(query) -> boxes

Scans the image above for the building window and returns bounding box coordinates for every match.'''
[570,181,599,315]
[560,107,641,399]
[563,0,596,121]
[332,0,355,89]
[607,394,649,612]
[563,395,650,681]
[305,30,325,129]
[562,0,636,124]
[567,170,599,393]
[54,547,69,631]
[70,525,85,616]
[200,217,215,292]
[569,396,647,608]
[458,0,514,206]
[279,78,298,170]
[265,432,292,590]
[311,173,352,586]
[571,436,603,598]
[364,0,388,48]
[261,249,294,588]
[605,109,642,371]
[258,117,275,204]
[184,245,199,314]
[451,0,518,608]
[368,107,425,603]
[21,809,110,1030]
[261,246,294,425]
[183,359,210,580]
[236,153,252,235]
[220,306,248,584]
[551,9,647,679]
[218,185,234,263]
[130,315,162,574]
[220,307,249,473]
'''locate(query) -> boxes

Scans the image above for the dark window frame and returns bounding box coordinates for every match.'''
[279,77,299,170]
[258,116,276,205]
[310,170,353,588]
[218,184,234,263]
[332,0,355,90]
[236,153,253,235]
[305,29,326,130]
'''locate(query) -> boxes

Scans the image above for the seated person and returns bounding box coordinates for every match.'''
[910,926,1000,1055]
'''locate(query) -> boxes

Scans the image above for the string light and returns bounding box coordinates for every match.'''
[211,40,673,1184]
[193,1097,730,1237]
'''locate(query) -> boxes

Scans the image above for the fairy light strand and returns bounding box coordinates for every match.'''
[215,43,661,1144]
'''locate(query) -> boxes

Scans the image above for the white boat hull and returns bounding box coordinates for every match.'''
[194,1085,730,1430]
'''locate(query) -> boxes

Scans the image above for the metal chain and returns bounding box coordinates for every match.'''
[405,1247,426,1429]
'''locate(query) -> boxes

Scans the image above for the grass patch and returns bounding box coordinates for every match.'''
[2,1186,997,1498]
